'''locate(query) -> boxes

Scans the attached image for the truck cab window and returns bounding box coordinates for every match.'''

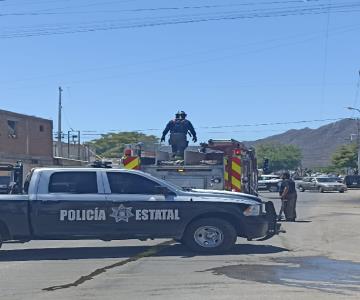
[49,172,98,194]
[107,172,159,194]
[23,172,32,194]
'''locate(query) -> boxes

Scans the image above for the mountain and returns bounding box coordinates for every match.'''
[248,118,358,168]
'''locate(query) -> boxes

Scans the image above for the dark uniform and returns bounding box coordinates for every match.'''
[280,177,297,221]
[161,111,197,159]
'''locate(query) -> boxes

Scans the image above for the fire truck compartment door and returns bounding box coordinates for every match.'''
[165,177,205,189]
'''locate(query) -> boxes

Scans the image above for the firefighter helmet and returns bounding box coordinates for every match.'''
[175,110,187,119]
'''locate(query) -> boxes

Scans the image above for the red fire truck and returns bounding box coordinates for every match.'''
[122,139,258,195]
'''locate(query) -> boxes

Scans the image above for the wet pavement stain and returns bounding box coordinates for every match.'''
[206,256,360,295]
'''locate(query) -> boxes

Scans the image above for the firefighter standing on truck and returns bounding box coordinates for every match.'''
[161,111,197,159]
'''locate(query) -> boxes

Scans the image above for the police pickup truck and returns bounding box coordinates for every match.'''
[0,168,280,253]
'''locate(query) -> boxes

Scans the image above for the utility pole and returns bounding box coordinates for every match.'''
[345,70,360,173]
[78,130,81,160]
[358,119,360,174]
[346,106,360,173]
[57,86,63,157]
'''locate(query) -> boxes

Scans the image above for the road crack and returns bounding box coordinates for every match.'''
[43,240,175,292]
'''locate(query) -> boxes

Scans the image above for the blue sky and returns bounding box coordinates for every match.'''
[1,0,360,143]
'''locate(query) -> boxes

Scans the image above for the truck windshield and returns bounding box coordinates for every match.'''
[23,170,34,194]
[152,177,184,191]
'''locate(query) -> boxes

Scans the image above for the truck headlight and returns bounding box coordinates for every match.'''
[243,204,261,216]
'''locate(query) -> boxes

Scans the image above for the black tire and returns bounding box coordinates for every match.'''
[182,218,237,253]
[339,189,345,193]
[298,186,305,192]
[318,187,325,193]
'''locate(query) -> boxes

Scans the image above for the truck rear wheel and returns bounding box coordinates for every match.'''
[183,218,237,253]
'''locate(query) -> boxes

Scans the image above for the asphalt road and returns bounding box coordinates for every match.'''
[1,190,360,299]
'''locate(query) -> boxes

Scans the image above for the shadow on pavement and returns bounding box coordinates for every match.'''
[0,243,289,262]
[157,243,289,258]
[0,245,151,262]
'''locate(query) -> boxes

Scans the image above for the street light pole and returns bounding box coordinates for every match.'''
[57,86,63,157]
[346,106,360,173]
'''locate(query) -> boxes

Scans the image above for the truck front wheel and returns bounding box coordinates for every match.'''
[183,218,237,253]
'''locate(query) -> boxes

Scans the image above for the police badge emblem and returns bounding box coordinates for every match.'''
[110,204,134,222]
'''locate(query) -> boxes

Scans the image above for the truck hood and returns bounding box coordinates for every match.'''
[181,188,262,205]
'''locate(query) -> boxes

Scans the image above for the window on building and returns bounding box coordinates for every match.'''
[39,125,44,132]
[107,172,159,194]
[49,172,98,194]
[7,120,17,138]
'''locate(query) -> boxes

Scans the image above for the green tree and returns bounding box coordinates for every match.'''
[88,132,158,158]
[331,143,357,170]
[256,143,302,172]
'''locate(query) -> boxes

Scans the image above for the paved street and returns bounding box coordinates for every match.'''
[1,190,360,299]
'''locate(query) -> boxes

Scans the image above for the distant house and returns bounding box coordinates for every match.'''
[0,109,98,174]
[0,109,53,173]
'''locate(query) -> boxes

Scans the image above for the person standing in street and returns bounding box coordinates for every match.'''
[279,172,297,221]
[161,111,197,159]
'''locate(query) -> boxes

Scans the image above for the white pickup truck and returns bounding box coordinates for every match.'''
[258,174,282,192]
[0,168,280,253]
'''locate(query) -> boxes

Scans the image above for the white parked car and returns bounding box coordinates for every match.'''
[296,177,347,193]
[258,175,282,192]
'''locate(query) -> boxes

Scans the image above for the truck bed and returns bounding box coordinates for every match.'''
[0,195,31,240]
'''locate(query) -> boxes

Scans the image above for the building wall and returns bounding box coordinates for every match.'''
[0,109,53,165]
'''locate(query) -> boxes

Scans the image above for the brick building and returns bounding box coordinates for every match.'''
[0,109,53,173]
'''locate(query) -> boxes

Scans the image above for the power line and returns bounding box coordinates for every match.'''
[2,20,359,87]
[352,70,360,113]
[0,0,329,16]
[71,117,348,136]
[1,2,360,38]
[320,0,332,116]
[37,22,360,87]
[3,8,359,38]
[62,87,75,131]
[198,117,347,129]
[1,18,359,91]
